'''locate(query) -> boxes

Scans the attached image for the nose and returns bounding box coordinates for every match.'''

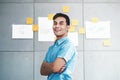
[55,24,60,28]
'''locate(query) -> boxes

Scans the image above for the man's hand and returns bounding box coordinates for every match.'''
[51,58,66,73]
[40,62,53,76]
[58,65,66,73]
[40,58,66,76]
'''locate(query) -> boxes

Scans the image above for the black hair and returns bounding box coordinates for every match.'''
[53,13,70,25]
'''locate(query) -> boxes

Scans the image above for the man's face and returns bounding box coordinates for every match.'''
[53,17,69,39]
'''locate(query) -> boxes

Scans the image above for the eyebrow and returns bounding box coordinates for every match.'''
[54,20,65,23]
[59,21,64,23]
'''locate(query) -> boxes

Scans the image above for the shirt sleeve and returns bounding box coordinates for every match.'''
[57,44,76,63]
[43,46,52,62]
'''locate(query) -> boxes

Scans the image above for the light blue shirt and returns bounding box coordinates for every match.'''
[44,36,77,80]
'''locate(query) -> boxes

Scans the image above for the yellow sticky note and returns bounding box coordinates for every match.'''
[54,37,57,41]
[103,39,110,46]
[68,26,75,32]
[32,25,39,31]
[48,14,54,20]
[71,19,78,26]
[78,27,85,34]
[91,17,99,23]
[62,6,70,13]
[26,18,33,24]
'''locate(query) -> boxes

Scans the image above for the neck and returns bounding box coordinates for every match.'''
[56,34,67,40]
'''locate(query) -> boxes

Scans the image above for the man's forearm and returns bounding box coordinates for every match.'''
[40,58,66,76]
[40,62,53,76]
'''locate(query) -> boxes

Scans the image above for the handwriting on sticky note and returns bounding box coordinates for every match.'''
[32,25,39,31]
[103,39,110,46]
[26,18,33,24]
[62,6,70,13]
[54,37,57,41]
[48,14,54,20]
[69,26,75,32]
[91,17,99,23]
[78,27,85,34]
[72,19,78,26]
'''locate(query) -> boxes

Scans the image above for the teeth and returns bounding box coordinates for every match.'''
[55,29,60,32]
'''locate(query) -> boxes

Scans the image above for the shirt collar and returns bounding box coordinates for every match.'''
[54,36,68,46]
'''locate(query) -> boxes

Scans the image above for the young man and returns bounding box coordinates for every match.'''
[40,13,77,80]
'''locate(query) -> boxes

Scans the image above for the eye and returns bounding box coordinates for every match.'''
[59,21,64,25]
[53,21,57,25]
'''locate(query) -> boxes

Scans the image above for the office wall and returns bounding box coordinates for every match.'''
[0,0,120,80]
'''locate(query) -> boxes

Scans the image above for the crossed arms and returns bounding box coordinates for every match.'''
[40,58,66,76]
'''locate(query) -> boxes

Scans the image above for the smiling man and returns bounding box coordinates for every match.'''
[40,13,77,80]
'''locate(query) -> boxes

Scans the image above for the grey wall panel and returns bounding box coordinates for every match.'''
[0,0,33,2]
[35,51,83,80]
[84,4,120,50]
[0,52,33,80]
[35,0,82,3]
[34,52,47,80]
[85,51,120,80]
[0,3,33,51]
[72,52,84,80]
[84,0,120,2]
[34,3,83,51]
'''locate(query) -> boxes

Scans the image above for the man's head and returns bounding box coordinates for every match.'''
[53,13,70,26]
[52,13,70,39]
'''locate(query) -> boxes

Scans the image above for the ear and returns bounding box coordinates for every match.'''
[67,25,70,29]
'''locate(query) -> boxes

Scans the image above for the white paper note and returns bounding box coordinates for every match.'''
[38,17,55,41]
[85,21,111,39]
[68,32,79,46]
[12,24,33,39]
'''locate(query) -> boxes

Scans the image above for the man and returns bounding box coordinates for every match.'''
[40,13,77,80]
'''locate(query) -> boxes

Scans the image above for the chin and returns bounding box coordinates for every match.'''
[55,34,61,37]
[55,33,61,36]
[55,34,60,36]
